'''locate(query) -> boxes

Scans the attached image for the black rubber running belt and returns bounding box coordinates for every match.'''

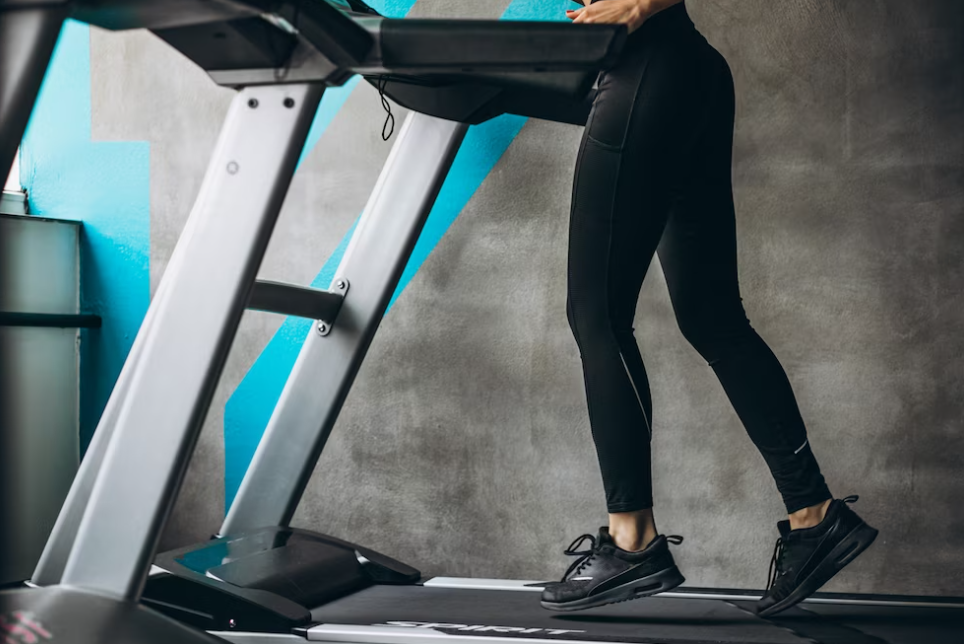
[728,601,889,644]
[311,586,809,644]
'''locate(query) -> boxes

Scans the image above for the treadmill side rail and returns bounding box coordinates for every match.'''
[303,624,606,644]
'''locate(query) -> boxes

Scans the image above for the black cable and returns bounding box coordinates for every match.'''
[376,75,395,141]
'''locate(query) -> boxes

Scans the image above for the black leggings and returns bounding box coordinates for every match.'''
[563,4,832,515]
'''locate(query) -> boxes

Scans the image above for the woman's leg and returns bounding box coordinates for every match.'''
[566,23,710,551]
[656,44,833,516]
[652,39,878,618]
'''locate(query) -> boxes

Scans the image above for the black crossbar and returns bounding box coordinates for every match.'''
[0,312,102,328]
[248,280,343,320]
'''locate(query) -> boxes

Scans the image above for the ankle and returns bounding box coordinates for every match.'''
[788,498,832,531]
[612,529,658,552]
[609,509,658,552]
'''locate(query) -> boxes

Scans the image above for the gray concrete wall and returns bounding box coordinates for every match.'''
[88,0,963,595]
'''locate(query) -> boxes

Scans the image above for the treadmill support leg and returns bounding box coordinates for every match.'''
[34,106,231,584]
[222,112,469,534]
[56,83,325,601]
[32,280,164,586]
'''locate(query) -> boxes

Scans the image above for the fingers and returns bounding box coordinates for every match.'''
[566,6,606,24]
[566,8,589,23]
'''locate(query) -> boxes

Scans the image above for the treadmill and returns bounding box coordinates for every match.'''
[1,0,620,639]
[12,2,964,644]
[1,2,311,642]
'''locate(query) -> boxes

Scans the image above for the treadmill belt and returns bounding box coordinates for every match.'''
[310,586,964,644]
[729,603,889,644]
[311,586,805,644]
[773,602,964,644]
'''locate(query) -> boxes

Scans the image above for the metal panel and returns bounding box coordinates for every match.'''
[222,112,468,534]
[0,214,80,313]
[0,328,79,584]
[0,189,28,214]
[58,83,324,600]
[0,215,80,585]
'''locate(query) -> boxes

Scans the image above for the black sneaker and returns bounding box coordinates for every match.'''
[540,527,685,612]
[756,495,878,617]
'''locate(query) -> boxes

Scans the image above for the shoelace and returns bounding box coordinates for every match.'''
[561,534,597,581]
[766,536,786,590]
[560,534,684,582]
[766,495,860,589]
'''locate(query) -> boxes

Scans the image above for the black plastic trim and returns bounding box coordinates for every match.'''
[379,20,625,71]
[278,0,374,67]
[0,312,101,328]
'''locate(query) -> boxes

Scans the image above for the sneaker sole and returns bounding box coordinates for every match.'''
[540,565,685,612]
[757,521,878,617]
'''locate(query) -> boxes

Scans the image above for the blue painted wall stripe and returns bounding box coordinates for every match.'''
[20,21,151,453]
[223,0,580,510]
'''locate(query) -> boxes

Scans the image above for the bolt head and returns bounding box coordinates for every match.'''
[228,619,237,629]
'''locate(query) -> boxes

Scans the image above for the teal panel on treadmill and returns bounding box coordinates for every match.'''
[223,0,579,510]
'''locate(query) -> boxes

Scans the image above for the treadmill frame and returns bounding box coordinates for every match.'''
[30,0,625,602]
[223,110,468,534]
[58,83,326,600]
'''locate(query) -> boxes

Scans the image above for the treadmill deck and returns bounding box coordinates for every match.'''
[305,583,964,644]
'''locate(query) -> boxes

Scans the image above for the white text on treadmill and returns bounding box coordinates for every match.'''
[381,621,587,636]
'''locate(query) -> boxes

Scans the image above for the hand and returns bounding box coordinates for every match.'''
[566,0,650,34]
